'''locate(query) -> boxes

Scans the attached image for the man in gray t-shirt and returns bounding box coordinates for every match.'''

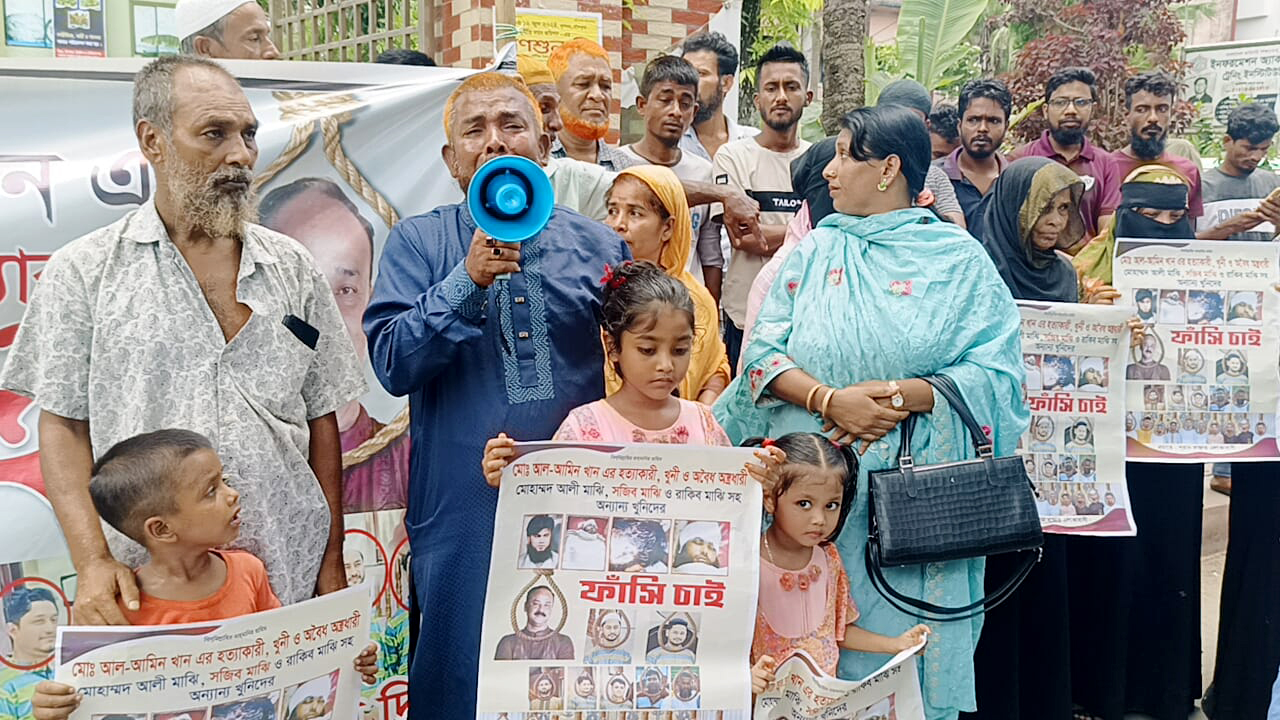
[1199,102,1280,242]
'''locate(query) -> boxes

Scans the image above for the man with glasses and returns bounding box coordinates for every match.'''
[1014,67,1122,243]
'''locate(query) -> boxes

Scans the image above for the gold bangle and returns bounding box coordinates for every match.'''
[804,384,826,413]
[819,387,837,419]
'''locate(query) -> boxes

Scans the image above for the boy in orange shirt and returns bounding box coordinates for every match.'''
[32,429,376,719]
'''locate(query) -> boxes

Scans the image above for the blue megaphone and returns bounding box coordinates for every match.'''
[466,154,554,243]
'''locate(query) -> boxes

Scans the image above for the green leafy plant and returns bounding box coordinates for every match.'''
[865,0,989,102]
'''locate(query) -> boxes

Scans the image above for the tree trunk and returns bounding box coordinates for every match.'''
[738,0,761,125]
[820,0,867,134]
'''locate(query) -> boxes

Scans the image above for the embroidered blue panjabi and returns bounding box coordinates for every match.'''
[364,202,630,719]
[714,207,1028,720]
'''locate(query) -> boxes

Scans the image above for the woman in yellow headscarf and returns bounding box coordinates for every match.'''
[603,165,731,403]
[1073,164,1194,301]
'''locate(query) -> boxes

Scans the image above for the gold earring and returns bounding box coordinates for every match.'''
[877,178,889,192]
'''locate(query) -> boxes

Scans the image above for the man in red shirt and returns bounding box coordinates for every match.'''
[1111,71,1205,223]
[1015,67,1121,245]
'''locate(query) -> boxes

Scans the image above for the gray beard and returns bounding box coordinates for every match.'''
[164,146,258,239]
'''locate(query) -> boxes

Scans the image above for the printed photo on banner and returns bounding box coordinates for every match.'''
[476,443,761,718]
[54,586,369,719]
[1017,302,1137,536]
[0,554,76,718]
[1115,240,1280,461]
[754,647,925,720]
[0,64,465,718]
[342,510,410,720]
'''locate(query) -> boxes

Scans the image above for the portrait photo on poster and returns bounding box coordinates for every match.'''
[1077,356,1109,392]
[600,666,635,710]
[670,520,730,577]
[495,582,574,661]
[210,691,281,720]
[608,518,671,573]
[582,607,634,665]
[152,710,209,720]
[564,666,599,711]
[669,666,701,710]
[518,514,564,570]
[282,669,339,720]
[341,529,387,607]
[0,577,69,674]
[561,516,610,571]
[643,611,700,664]
[634,666,671,710]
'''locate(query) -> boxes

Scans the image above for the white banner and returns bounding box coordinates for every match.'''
[477,443,762,719]
[1185,39,1280,128]
[753,647,925,720]
[0,56,473,495]
[1017,301,1136,536]
[0,56,486,720]
[1114,238,1280,461]
[55,586,369,719]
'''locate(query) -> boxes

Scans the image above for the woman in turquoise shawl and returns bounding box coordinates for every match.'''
[714,106,1028,719]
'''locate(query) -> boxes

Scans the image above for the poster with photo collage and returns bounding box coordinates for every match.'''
[477,443,761,720]
[1017,301,1135,536]
[1115,239,1280,461]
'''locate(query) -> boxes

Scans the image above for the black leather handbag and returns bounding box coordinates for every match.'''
[864,374,1043,621]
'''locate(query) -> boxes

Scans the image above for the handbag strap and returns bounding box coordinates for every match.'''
[863,542,1040,622]
[921,374,994,458]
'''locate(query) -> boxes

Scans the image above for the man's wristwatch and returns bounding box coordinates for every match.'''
[887,380,905,409]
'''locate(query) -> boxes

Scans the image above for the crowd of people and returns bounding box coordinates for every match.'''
[1,0,1279,718]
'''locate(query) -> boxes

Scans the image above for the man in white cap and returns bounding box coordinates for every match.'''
[177,0,279,60]
[672,521,724,575]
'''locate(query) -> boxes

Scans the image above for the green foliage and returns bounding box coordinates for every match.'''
[800,98,827,142]
[895,0,991,88]
[740,0,821,123]
[865,0,988,102]
[752,0,823,59]
[1187,93,1280,170]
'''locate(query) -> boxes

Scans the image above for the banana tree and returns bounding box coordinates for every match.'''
[866,0,990,102]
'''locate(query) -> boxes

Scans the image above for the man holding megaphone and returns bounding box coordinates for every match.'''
[363,72,631,720]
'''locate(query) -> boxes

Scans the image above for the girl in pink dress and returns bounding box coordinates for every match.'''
[482,261,783,484]
[747,432,929,694]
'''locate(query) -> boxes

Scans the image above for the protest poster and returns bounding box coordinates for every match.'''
[753,647,925,720]
[52,0,105,58]
[476,443,761,720]
[1,55,502,718]
[1185,39,1280,127]
[53,585,369,719]
[4,0,53,48]
[1114,239,1280,461]
[343,510,411,720]
[510,8,603,64]
[1016,301,1136,536]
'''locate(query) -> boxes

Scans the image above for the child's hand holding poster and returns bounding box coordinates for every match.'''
[54,586,370,719]
[753,646,926,720]
[476,442,762,719]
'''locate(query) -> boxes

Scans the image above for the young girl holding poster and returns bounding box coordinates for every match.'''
[481,261,783,483]
[745,432,928,694]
